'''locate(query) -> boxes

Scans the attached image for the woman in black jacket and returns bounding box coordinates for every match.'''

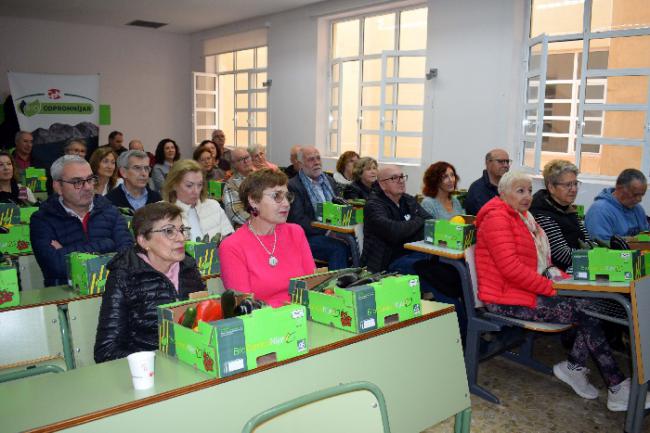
[342,157,378,201]
[94,202,204,362]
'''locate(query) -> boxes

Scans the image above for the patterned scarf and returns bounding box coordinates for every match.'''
[299,170,335,213]
[519,210,552,274]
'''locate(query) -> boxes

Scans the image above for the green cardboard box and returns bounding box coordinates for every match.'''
[158,297,308,378]
[316,202,357,226]
[66,252,114,295]
[451,190,468,208]
[21,167,48,193]
[289,270,422,334]
[0,264,19,309]
[208,180,224,200]
[0,204,20,225]
[185,241,220,276]
[572,248,644,282]
[0,224,32,255]
[19,207,39,224]
[424,218,476,250]
[575,204,585,219]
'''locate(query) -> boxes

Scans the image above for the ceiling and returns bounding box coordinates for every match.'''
[0,0,324,34]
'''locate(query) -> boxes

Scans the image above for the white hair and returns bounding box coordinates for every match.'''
[498,170,531,195]
[51,155,88,180]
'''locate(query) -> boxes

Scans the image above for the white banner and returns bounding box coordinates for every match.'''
[7,72,100,167]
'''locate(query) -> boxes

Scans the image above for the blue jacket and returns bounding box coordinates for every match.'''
[465,170,499,216]
[585,187,649,241]
[30,194,134,287]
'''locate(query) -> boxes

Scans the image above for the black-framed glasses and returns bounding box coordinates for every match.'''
[554,180,581,190]
[489,158,512,165]
[263,191,295,203]
[128,165,151,174]
[149,225,192,240]
[380,174,408,183]
[58,175,99,189]
[235,155,252,164]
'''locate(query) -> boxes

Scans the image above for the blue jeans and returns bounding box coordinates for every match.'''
[307,235,351,270]
[388,252,467,338]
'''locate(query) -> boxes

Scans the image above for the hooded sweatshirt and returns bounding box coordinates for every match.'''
[584,188,648,242]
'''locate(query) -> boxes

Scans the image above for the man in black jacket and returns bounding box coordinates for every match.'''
[288,146,351,269]
[106,150,161,212]
[464,148,511,215]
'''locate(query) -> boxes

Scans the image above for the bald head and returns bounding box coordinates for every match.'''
[377,165,407,203]
[231,147,254,176]
[485,148,511,184]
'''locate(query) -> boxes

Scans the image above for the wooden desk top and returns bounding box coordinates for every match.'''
[404,241,465,259]
[553,278,632,294]
[311,221,356,234]
[2,286,101,312]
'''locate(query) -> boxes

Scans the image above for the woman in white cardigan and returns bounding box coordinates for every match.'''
[162,159,233,242]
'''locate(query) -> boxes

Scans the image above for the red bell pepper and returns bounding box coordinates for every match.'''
[195,300,223,326]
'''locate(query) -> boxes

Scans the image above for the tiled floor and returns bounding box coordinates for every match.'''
[423,335,650,433]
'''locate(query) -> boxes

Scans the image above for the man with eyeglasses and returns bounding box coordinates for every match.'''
[585,168,649,242]
[465,148,512,215]
[106,150,161,212]
[223,147,256,228]
[288,146,351,270]
[30,155,133,286]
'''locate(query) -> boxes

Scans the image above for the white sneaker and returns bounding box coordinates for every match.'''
[607,378,650,412]
[553,360,599,399]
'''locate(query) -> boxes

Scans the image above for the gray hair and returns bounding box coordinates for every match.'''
[498,170,531,195]
[63,138,87,153]
[15,130,31,144]
[51,155,88,181]
[247,143,265,155]
[542,159,579,188]
[352,157,378,182]
[117,150,148,169]
[296,146,318,164]
[616,168,647,187]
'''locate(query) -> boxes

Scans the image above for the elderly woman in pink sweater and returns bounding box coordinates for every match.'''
[219,169,315,306]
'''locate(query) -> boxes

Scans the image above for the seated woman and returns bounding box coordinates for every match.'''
[333,150,359,189]
[342,157,377,201]
[475,170,646,411]
[193,141,227,181]
[162,159,234,242]
[94,202,204,362]
[421,161,464,220]
[248,144,278,171]
[63,138,88,159]
[151,138,180,192]
[0,151,36,204]
[530,160,591,271]
[89,146,118,195]
[219,169,315,307]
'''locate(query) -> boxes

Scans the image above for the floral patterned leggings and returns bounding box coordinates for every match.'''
[486,295,625,387]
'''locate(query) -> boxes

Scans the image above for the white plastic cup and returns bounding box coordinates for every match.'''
[127,351,156,390]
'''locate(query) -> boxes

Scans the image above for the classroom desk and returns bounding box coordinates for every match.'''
[0,301,471,433]
[404,240,466,260]
[554,277,650,433]
[311,221,360,267]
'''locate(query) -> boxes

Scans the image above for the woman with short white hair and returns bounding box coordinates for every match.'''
[248,144,278,171]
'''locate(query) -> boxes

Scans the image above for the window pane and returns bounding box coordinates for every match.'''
[331,87,339,107]
[580,144,641,176]
[400,8,428,50]
[526,78,540,103]
[523,141,536,168]
[589,36,650,69]
[395,136,421,159]
[218,52,233,72]
[236,129,248,147]
[385,85,395,105]
[256,46,268,69]
[540,151,576,168]
[340,61,360,153]
[196,94,216,109]
[253,92,267,109]
[236,93,248,109]
[362,86,380,106]
[529,44,542,71]
[587,76,649,105]
[363,59,382,82]
[236,49,255,69]
[397,83,424,106]
[235,112,248,128]
[255,130,267,146]
[333,20,360,58]
[544,102,571,117]
[530,0,584,37]
[386,57,395,79]
[196,111,216,125]
[383,136,393,158]
[196,75,215,91]
[329,133,338,154]
[542,135,569,153]
[384,110,395,131]
[196,129,212,143]
[205,55,216,73]
[332,64,340,83]
[360,134,379,159]
[363,13,395,55]
[545,83,573,100]
[236,73,248,91]
[361,109,380,131]
[398,56,425,78]
[592,0,650,32]
[600,110,647,140]
[218,74,234,142]
[254,73,267,89]
[547,49,576,80]
[256,112,267,128]
[330,110,338,130]
[396,110,423,132]
[524,109,537,136]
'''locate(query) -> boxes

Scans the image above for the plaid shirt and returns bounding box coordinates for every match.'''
[223,172,249,228]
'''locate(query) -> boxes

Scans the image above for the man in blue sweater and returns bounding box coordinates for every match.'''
[30,155,133,286]
[585,168,648,242]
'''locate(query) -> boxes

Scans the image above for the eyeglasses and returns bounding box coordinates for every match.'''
[379,174,408,183]
[554,180,581,190]
[58,175,99,189]
[263,191,295,203]
[252,152,265,160]
[150,225,192,240]
[489,159,512,165]
[128,165,151,174]
[235,155,252,164]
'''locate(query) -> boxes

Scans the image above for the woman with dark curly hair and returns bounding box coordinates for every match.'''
[333,150,359,189]
[421,161,464,220]
[193,141,227,181]
[151,138,180,192]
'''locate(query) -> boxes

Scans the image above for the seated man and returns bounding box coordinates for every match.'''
[288,146,351,270]
[30,155,133,286]
[464,148,511,215]
[106,150,161,212]
[101,130,127,156]
[223,147,255,228]
[282,145,302,179]
[12,131,33,172]
[128,139,155,167]
[585,168,649,242]
[212,129,231,171]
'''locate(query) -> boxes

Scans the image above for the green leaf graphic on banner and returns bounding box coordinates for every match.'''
[17,99,41,117]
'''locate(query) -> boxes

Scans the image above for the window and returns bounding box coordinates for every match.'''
[200,46,269,148]
[523,0,650,177]
[328,6,428,164]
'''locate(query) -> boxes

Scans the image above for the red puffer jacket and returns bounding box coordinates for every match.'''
[475,197,556,308]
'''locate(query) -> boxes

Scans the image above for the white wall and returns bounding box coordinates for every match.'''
[0,16,193,156]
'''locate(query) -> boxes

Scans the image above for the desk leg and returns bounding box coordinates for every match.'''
[454,407,471,433]
[57,305,76,370]
[629,381,647,433]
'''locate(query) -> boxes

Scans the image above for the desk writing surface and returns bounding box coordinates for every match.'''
[404,240,465,259]
[3,285,101,312]
[553,278,631,294]
[310,221,356,234]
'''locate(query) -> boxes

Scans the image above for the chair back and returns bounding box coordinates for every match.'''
[463,245,484,309]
